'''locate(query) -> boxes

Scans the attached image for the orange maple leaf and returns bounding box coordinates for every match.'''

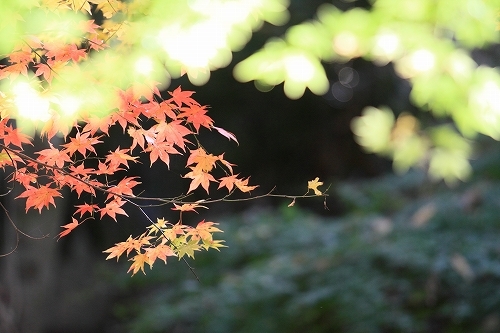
[36,145,72,168]
[218,174,239,192]
[234,177,258,193]
[107,176,141,199]
[154,120,191,150]
[168,86,198,107]
[74,203,99,217]
[105,147,138,169]
[127,127,146,151]
[186,148,218,173]
[127,252,152,276]
[57,218,79,240]
[178,104,213,132]
[82,115,113,136]
[17,184,63,213]
[62,131,102,156]
[193,220,222,241]
[1,123,32,148]
[100,199,128,221]
[171,202,208,213]
[145,243,176,264]
[184,167,216,194]
[147,141,180,167]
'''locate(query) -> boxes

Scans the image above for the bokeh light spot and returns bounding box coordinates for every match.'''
[12,82,50,122]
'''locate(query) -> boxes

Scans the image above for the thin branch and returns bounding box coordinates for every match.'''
[0,202,49,257]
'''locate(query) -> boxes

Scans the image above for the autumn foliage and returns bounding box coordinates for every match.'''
[0,0,324,276]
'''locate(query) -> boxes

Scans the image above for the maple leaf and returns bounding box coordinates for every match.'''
[35,63,52,82]
[0,151,19,169]
[145,243,176,264]
[103,240,130,261]
[114,88,143,129]
[171,202,208,213]
[123,234,152,255]
[178,104,213,132]
[8,49,33,65]
[94,0,123,19]
[95,161,115,175]
[40,113,73,140]
[193,220,222,241]
[68,163,94,176]
[168,86,198,107]
[218,174,239,192]
[184,167,216,194]
[36,145,72,168]
[186,148,218,173]
[307,177,324,195]
[74,203,99,217]
[80,19,99,34]
[62,131,102,156]
[16,184,63,213]
[66,174,98,198]
[217,154,235,174]
[57,218,79,239]
[147,141,180,167]
[127,127,146,151]
[100,198,128,221]
[105,147,138,169]
[131,81,161,102]
[45,43,86,63]
[1,63,29,80]
[146,218,169,235]
[201,239,227,251]
[87,36,107,51]
[107,176,141,199]
[1,123,32,148]
[161,223,187,241]
[234,177,258,193]
[155,120,191,150]
[82,115,113,135]
[11,168,37,187]
[213,126,239,145]
[127,252,153,276]
[175,239,201,259]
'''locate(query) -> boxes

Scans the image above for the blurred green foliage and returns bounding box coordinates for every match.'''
[114,146,500,333]
[235,0,500,184]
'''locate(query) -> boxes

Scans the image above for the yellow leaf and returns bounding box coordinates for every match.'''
[127,252,152,276]
[307,177,323,195]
